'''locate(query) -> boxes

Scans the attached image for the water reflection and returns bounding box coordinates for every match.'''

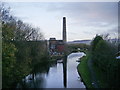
[63,55,67,88]
[18,61,50,88]
[18,52,86,88]
[67,52,86,88]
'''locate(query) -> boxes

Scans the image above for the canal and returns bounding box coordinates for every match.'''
[17,52,86,88]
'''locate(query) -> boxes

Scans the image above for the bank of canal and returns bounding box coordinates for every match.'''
[77,52,93,88]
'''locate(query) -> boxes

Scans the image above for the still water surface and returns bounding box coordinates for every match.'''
[18,52,86,88]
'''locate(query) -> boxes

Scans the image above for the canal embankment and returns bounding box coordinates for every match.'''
[77,50,110,88]
[77,52,93,88]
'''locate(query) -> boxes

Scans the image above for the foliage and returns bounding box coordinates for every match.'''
[2,41,17,88]
[1,3,48,88]
[91,35,103,52]
[91,35,119,88]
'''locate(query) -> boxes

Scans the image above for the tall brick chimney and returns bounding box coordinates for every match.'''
[63,17,67,43]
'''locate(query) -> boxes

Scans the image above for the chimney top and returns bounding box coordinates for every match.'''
[63,17,66,19]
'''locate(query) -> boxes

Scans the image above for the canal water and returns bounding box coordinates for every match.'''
[17,52,86,88]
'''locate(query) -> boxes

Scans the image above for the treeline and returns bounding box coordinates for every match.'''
[91,35,120,88]
[1,4,48,88]
[67,43,90,53]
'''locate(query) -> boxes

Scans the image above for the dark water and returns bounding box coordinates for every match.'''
[17,52,86,88]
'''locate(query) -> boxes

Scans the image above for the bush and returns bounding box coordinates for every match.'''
[91,35,119,88]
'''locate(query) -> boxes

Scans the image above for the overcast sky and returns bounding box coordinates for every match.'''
[4,2,118,41]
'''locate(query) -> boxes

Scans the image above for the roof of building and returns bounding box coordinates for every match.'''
[49,38,56,40]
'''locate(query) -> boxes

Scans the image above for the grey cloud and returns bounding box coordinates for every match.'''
[106,27,118,33]
[46,2,118,39]
[82,22,115,28]
[7,2,118,40]
[82,24,118,35]
[46,2,117,21]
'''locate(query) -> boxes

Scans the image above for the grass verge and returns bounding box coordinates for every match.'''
[78,51,108,88]
[77,52,93,88]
